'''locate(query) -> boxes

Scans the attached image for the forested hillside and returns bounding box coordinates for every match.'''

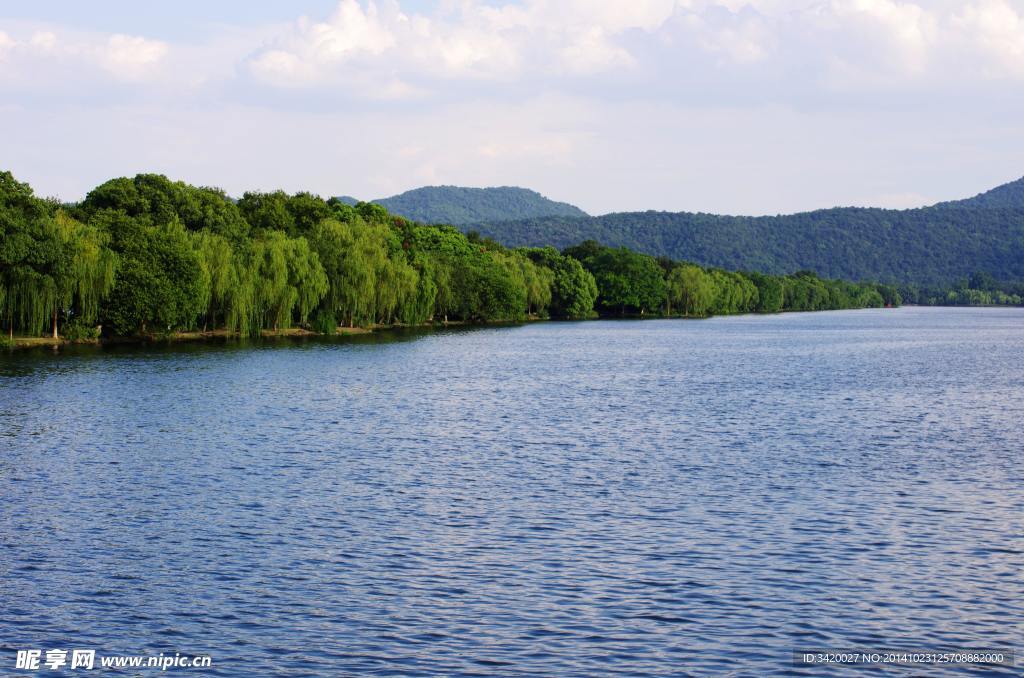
[372,186,587,225]
[936,176,1024,210]
[469,201,1024,286]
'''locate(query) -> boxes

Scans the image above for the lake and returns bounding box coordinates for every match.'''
[2,307,1022,675]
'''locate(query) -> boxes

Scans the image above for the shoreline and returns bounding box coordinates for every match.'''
[9,304,1017,352]
[3,319,485,351]
[0,307,880,352]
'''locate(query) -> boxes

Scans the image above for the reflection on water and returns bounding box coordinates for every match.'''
[2,307,1022,675]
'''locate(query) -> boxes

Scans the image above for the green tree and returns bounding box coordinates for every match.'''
[0,171,54,337]
[192,231,235,331]
[102,221,207,336]
[81,174,249,242]
[309,218,385,327]
[566,243,666,315]
[46,212,117,337]
[669,265,717,317]
[246,230,326,332]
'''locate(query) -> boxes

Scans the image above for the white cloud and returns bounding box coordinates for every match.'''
[249,49,312,84]
[558,26,635,74]
[952,0,1024,77]
[234,0,1024,103]
[29,30,57,51]
[0,25,168,86]
[99,34,168,80]
[245,0,524,86]
[661,7,773,66]
[7,1,1019,102]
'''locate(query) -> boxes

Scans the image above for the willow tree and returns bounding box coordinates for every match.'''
[252,231,295,332]
[665,266,684,316]
[375,256,419,325]
[398,252,438,325]
[496,251,528,317]
[0,178,115,338]
[192,231,235,331]
[310,218,387,328]
[0,170,49,337]
[225,246,260,338]
[287,235,328,327]
[248,230,326,333]
[517,255,554,316]
[47,211,117,337]
[430,255,457,323]
[669,265,717,317]
[2,270,51,338]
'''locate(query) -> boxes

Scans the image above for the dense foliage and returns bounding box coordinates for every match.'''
[469,178,1024,286]
[1,171,906,341]
[563,241,894,317]
[899,273,1024,307]
[0,173,116,339]
[371,186,588,225]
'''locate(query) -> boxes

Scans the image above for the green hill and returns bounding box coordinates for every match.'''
[467,180,1024,286]
[368,185,588,225]
[936,176,1024,209]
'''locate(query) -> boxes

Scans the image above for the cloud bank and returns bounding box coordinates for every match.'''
[1,0,1023,214]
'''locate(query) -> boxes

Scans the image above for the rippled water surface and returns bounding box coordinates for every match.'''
[2,307,1023,675]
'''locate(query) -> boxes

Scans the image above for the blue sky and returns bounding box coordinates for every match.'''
[1,0,1023,215]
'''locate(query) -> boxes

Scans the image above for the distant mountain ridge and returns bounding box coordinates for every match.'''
[332,177,1024,285]
[935,176,1024,210]
[336,186,588,225]
[463,176,1024,286]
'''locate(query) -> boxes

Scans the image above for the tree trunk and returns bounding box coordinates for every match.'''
[52,307,59,339]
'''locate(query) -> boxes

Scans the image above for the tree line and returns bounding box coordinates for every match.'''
[898,272,1024,307]
[1,171,900,343]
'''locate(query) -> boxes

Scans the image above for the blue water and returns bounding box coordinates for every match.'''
[2,307,1022,675]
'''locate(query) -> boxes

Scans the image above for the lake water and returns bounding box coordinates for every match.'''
[2,307,1022,675]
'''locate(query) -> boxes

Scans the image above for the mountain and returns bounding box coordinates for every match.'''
[935,176,1024,210]
[466,179,1024,286]
[368,186,588,225]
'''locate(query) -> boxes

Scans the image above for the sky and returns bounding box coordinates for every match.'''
[1,0,1023,216]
